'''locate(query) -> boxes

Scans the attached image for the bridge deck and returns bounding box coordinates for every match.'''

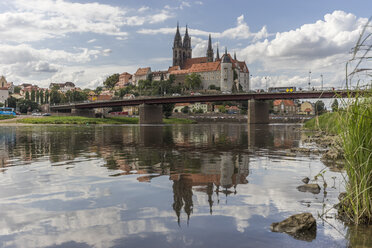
[50,90,355,110]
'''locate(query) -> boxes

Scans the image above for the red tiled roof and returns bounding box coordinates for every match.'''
[175,103,190,107]
[182,57,208,69]
[189,61,220,73]
[273,100,296,106]
[135,67,150,76]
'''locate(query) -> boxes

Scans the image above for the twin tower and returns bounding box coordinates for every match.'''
[172,24,215,67]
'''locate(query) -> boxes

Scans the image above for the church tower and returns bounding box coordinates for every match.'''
[206,34,214,62]
[183,25,192,61]
[220,48,233,92]
[173,23,183,67]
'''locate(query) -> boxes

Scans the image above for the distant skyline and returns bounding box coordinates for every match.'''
[0,0,370,92]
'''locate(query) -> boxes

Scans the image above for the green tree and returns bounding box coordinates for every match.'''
[168,74,176,84]
[163,103,175,119]
[7,96,17,108]
[31,90,35,102]
[331,99,339,112]
[45,91,49,103]
[181,106,189,114]
[36,90,40,103]
[50,89,61,104]
[94,86,103,95]
[315,100,326,115]
[14,86,21,94]
[25,91,30,100]
[103,74,119,89]
[208,84,217,90]
[18,99,39,113]
[40,90,44,104]
[185,73,202,90]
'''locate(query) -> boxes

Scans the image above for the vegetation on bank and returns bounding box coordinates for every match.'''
[0,115,15,120]
[304,91,372,224]
[16,116,196,125]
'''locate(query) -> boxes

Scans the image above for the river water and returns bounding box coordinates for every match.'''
[0,124,370,248]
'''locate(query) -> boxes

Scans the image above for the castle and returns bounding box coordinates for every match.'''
[116,24,250,92]
[169,24,250,92]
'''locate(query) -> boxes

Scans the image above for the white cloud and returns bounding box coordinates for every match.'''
[0,0,174,43]
[137,15,269,41]
[87,39,97,43]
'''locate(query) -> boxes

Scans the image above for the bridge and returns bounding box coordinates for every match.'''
[50,90,355,124]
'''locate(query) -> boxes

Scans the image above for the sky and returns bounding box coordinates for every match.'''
[0,0,371,92]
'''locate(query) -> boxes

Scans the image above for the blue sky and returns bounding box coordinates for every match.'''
[0,0,370,91]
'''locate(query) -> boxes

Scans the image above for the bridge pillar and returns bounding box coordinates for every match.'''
[139,104,163,124]
[247,100,269,124]
[71,108,96,118]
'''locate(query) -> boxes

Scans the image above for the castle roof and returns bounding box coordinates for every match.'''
[189,61,220,73]
[168,65,180,73]
[135,67,151,76]
[182,57,208,69]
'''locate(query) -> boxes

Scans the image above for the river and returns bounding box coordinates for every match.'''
[0,124,370,248]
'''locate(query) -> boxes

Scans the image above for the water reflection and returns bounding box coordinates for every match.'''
[0,124,369,248]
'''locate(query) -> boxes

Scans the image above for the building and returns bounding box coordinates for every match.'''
[173,103,191,113]
[299,101,315,115]
[49,82,76,93]
[151,71,168,81]
[114,72,132,90]
[273,100,297,115]
[0,76,9,103]
[169,25,250,92]
[133,67,151,86]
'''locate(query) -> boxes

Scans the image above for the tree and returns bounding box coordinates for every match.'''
[14,86,21,94]
[49,89,61,104]
[18,99,39,113]
[45,91,49,103]
[315,100,326,115]
[31,90,35,102]
[103,74,119,89]
[40,90,44,104]
[163,103,175,119]
[181,106,189,114]
[208,84,217,90]
[185,73,202,90]
[331,99,339,112]
[7,96,17,108]
[25,91,30,100]
[94,86,103,95]
[36,90,40,103]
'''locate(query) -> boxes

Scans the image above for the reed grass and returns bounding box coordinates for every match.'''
[0,115,15,120]
[338,91,372,224]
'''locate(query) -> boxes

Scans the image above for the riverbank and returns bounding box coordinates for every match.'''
[0,116,196,125]
[304,96,372,225]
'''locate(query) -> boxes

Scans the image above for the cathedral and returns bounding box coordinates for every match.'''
[170,24,250,92]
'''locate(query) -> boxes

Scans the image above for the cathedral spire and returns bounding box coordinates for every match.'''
[183,24,191,49]
[206,34,214,62]
[216,43,220,61]
[234,51,237,61]
[173,22,182,48]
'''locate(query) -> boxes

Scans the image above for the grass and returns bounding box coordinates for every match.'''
[0,115,15,120]
[304,91,372,224]
[16,116,196,125]
[338,92,372,225]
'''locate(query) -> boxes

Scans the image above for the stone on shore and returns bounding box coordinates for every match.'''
[302,177,310,184]
[271,213,316,241]
[297,184,321,194]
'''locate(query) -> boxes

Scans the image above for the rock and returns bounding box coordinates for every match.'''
[297,184,321,194]
[271,213,316,241]
[302,177,310,184]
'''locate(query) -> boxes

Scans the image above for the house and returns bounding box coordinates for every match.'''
[0,76,9,103]
[114,72,132,90]
[299,101,315,115]
[190,102,212,113]
[226,105,240,114]
[152,71,168,81]
[133,67,151,86]
[173,103,191,113]
[49,82,76,92]
[273,100,297,115]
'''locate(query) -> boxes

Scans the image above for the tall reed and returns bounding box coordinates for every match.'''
[338,91,372,224]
